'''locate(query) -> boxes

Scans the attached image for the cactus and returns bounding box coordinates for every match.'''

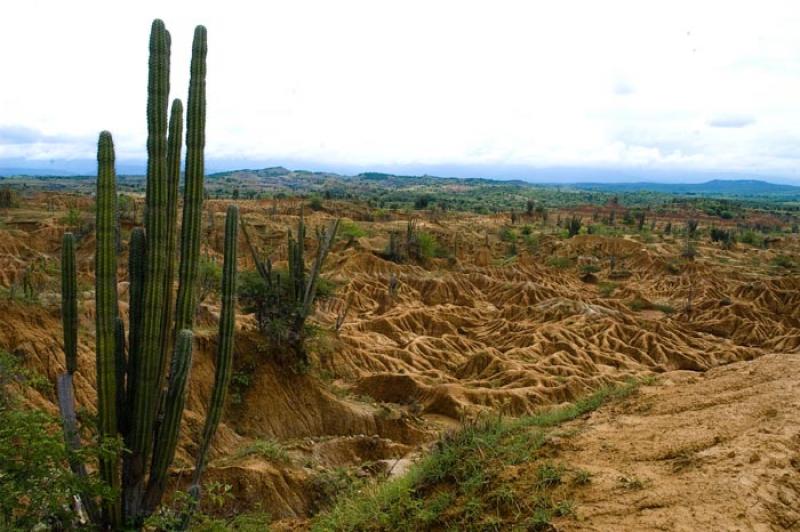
[180,206,239,527]
[57,19,238,529]
[95,130,122,526]
[241,213,338,364]
[61,233,78,374]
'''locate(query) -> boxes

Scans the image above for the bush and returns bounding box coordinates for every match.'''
[338,220,367,241]
[499,227,517,242]
[598,282,617,297]
[308,196,324,211]
[770,255,796,270]
[198,256,222,304]
[416,232,438,259]
[0,351,113,529]
[234,439,289,463]
[547,256,573,269]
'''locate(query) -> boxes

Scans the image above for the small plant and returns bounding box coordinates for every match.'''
[499,226,518,242]
[617,475,645,491]
[598,281,617,298]
[579,263,600,282]
[686,219,699,238]
[572,469,592,485]
[197,256,222,305]
[567,216,582,238]
[234,439,290,463]
[308,196,324,211]
[547,256,573,269]
[770,255,796,270]
[535,462,564,488]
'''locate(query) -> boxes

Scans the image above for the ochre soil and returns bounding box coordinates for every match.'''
[554,353,800,531]
[2,195,799,527]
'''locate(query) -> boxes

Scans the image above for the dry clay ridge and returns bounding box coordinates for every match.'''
[2,193,800,529]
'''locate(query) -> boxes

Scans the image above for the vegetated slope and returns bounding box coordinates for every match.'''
[2,193,800,525]
[556,352,800,531]
[310,354,800,531]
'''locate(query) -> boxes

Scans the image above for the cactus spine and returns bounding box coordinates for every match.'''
[57,19,237,529]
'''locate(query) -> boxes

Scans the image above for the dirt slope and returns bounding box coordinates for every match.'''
[3,195,800,524]
[556,353,800,531]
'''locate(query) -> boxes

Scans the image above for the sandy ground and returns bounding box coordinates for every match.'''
[555,353,800,531]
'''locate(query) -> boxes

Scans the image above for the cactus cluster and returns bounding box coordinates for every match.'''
[57,19,238,529]
[240,213,338,364]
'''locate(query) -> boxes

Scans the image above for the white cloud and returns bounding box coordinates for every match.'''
[2,0,800,178]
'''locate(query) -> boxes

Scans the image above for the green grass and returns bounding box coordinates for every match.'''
[597,281,618,298]
[546,256,573,270]
[231,439,289,464]
[311,378,648,531]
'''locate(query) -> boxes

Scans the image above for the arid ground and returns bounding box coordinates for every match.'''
[2,192,799,530]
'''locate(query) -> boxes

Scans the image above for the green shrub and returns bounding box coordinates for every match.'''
[233,439,289,463]
[308,196,324,211]
[416,232,438,259]
[547,256,573,269]
[338,220,367,240]
[771,255,796,270]
[598,282,617,298]
[0,351,113,529]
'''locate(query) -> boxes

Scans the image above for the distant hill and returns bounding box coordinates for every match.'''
[572,179,800,196]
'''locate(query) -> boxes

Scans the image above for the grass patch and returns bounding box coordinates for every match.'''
[232,439,289,463]
[628,297,675,314]
[547,256,573,270]
[597,281,618,298]
[311,378,647,531]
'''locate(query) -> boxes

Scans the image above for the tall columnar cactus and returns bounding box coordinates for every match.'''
[57,19,237,529]
[174,25,207,335]
[126,20,172,513]
[180,206,238,528]
[95,130,122,526]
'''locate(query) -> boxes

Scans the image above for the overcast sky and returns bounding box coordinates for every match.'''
[2,0,800,181]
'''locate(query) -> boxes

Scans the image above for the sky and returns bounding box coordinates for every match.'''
[2,0,800,182]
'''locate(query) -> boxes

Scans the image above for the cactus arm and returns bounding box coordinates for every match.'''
[240,217,270,281]
[115,317,127,435]
[125,18,171,518]
[303,218,339,316]
[126,227,146,410]
[180,205,238,529]
[61,233,78,374]
[95,130,122,527]
[143,329,194,514]
[174,25,207,333]
[160,98,183,367]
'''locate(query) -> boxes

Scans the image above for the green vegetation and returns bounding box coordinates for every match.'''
[312,380,647,531]
[338,219,367,241]
[628,297,675,314]
[547,256,573,269]
[597,281,618,298]
[54,20,240,529]
[0,350,113,529]
[240,214,339,366]
[233,439,290,463]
